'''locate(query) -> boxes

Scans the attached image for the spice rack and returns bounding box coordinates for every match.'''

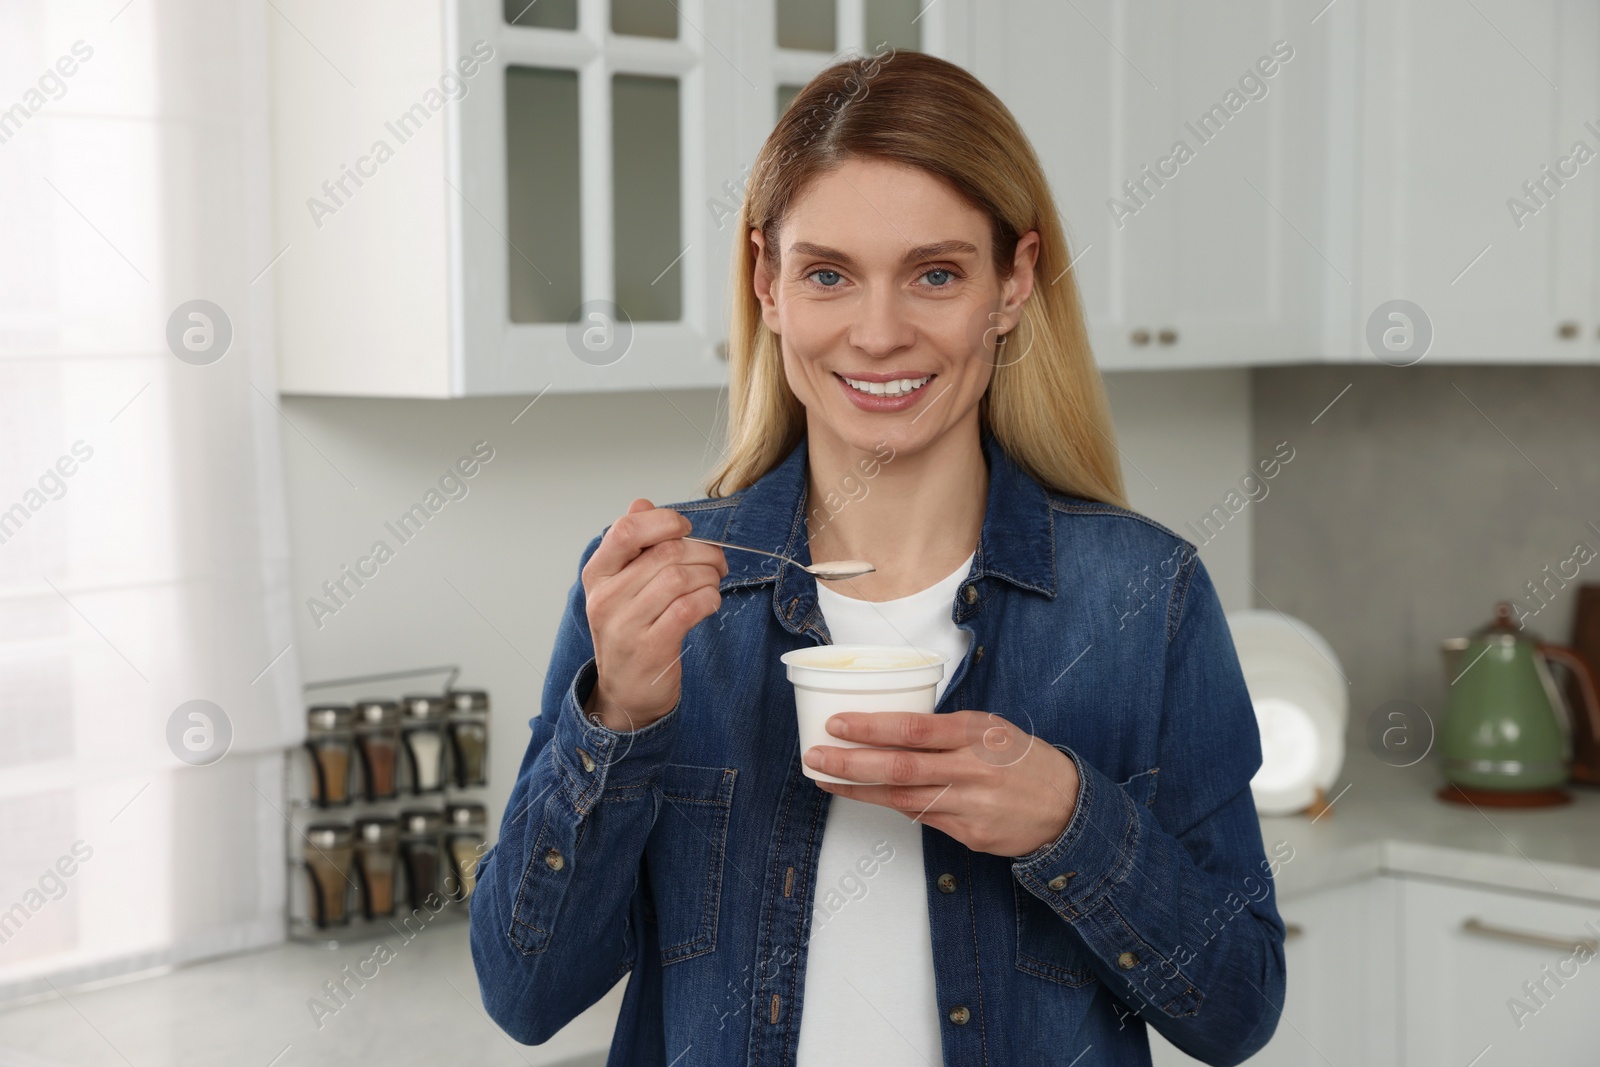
[283,665,491,947]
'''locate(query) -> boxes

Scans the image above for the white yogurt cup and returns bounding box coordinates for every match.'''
[780,644,949,785]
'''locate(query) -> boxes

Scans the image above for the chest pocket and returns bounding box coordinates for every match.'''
[645,763,737,966]
[1014,767,1158,986]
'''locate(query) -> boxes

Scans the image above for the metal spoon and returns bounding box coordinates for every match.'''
[682,535,875,581]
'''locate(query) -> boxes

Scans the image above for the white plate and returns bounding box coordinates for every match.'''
[1226,610,1348,816]
[1229,610,1344,693]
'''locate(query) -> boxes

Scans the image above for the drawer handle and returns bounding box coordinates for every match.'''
[1284,923,1303,941]
[1461,917,1598,954]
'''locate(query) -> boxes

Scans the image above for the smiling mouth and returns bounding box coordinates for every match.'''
[835,372,935,398]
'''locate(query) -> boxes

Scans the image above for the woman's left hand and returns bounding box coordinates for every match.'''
[803,710,1081,858]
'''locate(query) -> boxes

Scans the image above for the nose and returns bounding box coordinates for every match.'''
[847,284,917,359]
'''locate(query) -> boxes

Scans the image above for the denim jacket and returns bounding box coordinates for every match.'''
[471,429,1288,1067]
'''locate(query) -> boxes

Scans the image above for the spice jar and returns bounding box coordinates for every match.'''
[399,808,446,909]
[447,689,490,788]
[304,823,355,927]
[445,802,488,904]
[353,699,402,801]
[305,705,355,807]
[354,816,399,920]
[400,695,448,794]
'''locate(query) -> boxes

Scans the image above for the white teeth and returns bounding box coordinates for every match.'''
[842,374,931,397]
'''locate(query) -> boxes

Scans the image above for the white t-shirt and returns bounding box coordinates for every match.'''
[794,550,976,1067]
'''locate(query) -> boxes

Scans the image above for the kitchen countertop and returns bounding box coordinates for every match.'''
[0,915,619,1067]
[1265,747,1600,904]
[5,748,1600,1065]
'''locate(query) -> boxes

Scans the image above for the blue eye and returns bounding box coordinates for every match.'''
[809,269,843,287]
[924,268,955,286]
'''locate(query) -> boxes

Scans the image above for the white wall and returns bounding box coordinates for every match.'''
[279,371,1252,826]
[279,389,738,830]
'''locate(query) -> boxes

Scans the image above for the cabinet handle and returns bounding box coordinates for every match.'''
[1461,917,1598,954]
[1557,321,1579,340]
[1284,923,1304,941]
[1158,328,1177,345]
[1130,329,1151,346]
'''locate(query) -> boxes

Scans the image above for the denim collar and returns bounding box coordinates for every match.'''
[717,428,1057,638]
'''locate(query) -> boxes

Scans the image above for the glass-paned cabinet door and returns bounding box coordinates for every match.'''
[505,67,581,323]
[457,0,738,393]
[503,0,577,30]
[612,74,682,321]
[777,0,837,51]
[611,0,678,38]
[864,0,921,52]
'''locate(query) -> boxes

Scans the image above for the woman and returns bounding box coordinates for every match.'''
[472,50,1286,1067]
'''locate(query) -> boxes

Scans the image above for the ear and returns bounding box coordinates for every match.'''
[998,229,1041,332]
[750,227,782,336]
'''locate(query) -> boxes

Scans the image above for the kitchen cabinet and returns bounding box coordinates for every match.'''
[1399,876,1600,1067]
[270,0,741,397]
[977,0,1358,370]
[1150,872,1600,1066]
[1353,0,1600,364]
[269,0,975,397]
[269,0,1600,391]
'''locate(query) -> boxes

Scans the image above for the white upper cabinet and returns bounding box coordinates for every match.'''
[1354,0,1600,364]
[269,0,1600,394]
[271,0,739,396]
[978,0,1357,370]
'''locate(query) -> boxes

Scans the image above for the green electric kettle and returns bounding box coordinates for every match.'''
[1439,601,1600,805]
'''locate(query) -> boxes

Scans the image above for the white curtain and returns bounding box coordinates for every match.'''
[0,0,300,1002]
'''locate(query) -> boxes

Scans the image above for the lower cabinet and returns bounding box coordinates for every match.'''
[1148,874,1600,1066]
[1399,877,1600,1067]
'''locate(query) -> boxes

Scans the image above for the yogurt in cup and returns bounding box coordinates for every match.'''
[781,644,949,785]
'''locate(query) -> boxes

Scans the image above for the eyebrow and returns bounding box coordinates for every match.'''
[786,240,980,268]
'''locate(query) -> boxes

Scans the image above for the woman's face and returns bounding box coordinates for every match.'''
[751,157,1039,459]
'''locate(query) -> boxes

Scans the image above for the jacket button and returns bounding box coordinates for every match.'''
[1047,871,1075,891]
[576,747,596,773]
[936,873,957,893]
[544,849,565,871]
[962,585,978,604]
[1117,951,1139,970]
[948,1005,970,1025]
[973,644,984,662]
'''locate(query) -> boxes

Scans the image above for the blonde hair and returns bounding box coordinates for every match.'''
[705,50,1128,509]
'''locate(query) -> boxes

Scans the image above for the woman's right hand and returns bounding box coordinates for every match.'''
[579,498,728,732]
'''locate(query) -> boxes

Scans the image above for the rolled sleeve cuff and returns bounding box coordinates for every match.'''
[1010,742,1140,919]
[552,657,681,811]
